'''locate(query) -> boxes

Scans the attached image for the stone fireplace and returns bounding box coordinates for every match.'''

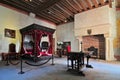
[75,27,115,61]
[74,5,116,61]
[82,34,105,60]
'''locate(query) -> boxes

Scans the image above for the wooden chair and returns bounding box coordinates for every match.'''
[4,43,19,65]
[8,43,18,56]
[2,43,17,61]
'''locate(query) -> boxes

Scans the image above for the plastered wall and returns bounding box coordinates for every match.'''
[56,22,79,52]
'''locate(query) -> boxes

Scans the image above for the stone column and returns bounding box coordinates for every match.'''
[104,33,115,61]
[76,36,82,51]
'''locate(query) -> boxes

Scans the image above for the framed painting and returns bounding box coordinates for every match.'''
[4,28,16,38]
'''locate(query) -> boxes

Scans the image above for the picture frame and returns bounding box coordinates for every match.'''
[4,28,16,38]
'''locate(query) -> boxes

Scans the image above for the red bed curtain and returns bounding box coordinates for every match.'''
[20,30,54,56]
[48,34,53,54]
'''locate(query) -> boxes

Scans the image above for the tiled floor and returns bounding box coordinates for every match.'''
[0,57,120,80]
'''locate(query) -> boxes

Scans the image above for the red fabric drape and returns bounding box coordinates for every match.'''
[20,34,25,54]
[48,34,53,54]
[21,30,54,56]
[35,31,42,55]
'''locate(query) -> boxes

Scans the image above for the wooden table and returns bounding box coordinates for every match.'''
[67,52,85,76]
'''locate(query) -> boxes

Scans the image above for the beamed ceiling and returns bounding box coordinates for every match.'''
[0,0,113,25]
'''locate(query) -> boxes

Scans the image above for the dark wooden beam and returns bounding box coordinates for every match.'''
[55,4,71,16]
[0,0,34,13]
[73,0,83,12]
[53,5,69,17]
[49,7,66,19]
[59,1,74,15]
[37,14,59,24]
[76,0,87,11]
[64,0,78,14]
[36,0,61,12]
[38,11,62,22]
[65,0,78,11]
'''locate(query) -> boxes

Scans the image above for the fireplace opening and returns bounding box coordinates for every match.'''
[82,34,105,60]
[87,46,98,58]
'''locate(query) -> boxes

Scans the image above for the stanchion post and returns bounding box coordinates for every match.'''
[5,55,9,66]
[18,54,24,74]
[51,54,54,65]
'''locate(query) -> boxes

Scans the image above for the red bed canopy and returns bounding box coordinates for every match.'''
[20,24,55,57]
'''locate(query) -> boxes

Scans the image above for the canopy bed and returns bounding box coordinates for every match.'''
[20,24,55,66]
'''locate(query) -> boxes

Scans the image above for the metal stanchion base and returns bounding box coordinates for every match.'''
[18,71,25,74]
[5,63,9,66]
[51,63,55,65]
[51,54,55,65]
[86,64,93,68]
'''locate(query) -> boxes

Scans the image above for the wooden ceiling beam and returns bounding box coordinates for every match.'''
[65,0,79,13]
[0,0,112,25]
[91,0,99,8]
[22,0,37,8]
[11,0,35,9]
[73,0,83,11]
[36,0,61,12]
[47,5,74,22]
[61,1,74,13]
[38,12,60,23]
[38,13,58,22]
[64,0,78,15]
[53,5,69,17]
[42,10,64,21]
[76,0,87,11]
[37,14,56,23]
[99,0,105,5]
[55,4,72,16]
[0,0,32,12]
[45,11,65,21]
[30,0,43,6]
[85,0,93,9]
[59,1,74,15]
[71,0,82,12]
[49,7,67,19]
